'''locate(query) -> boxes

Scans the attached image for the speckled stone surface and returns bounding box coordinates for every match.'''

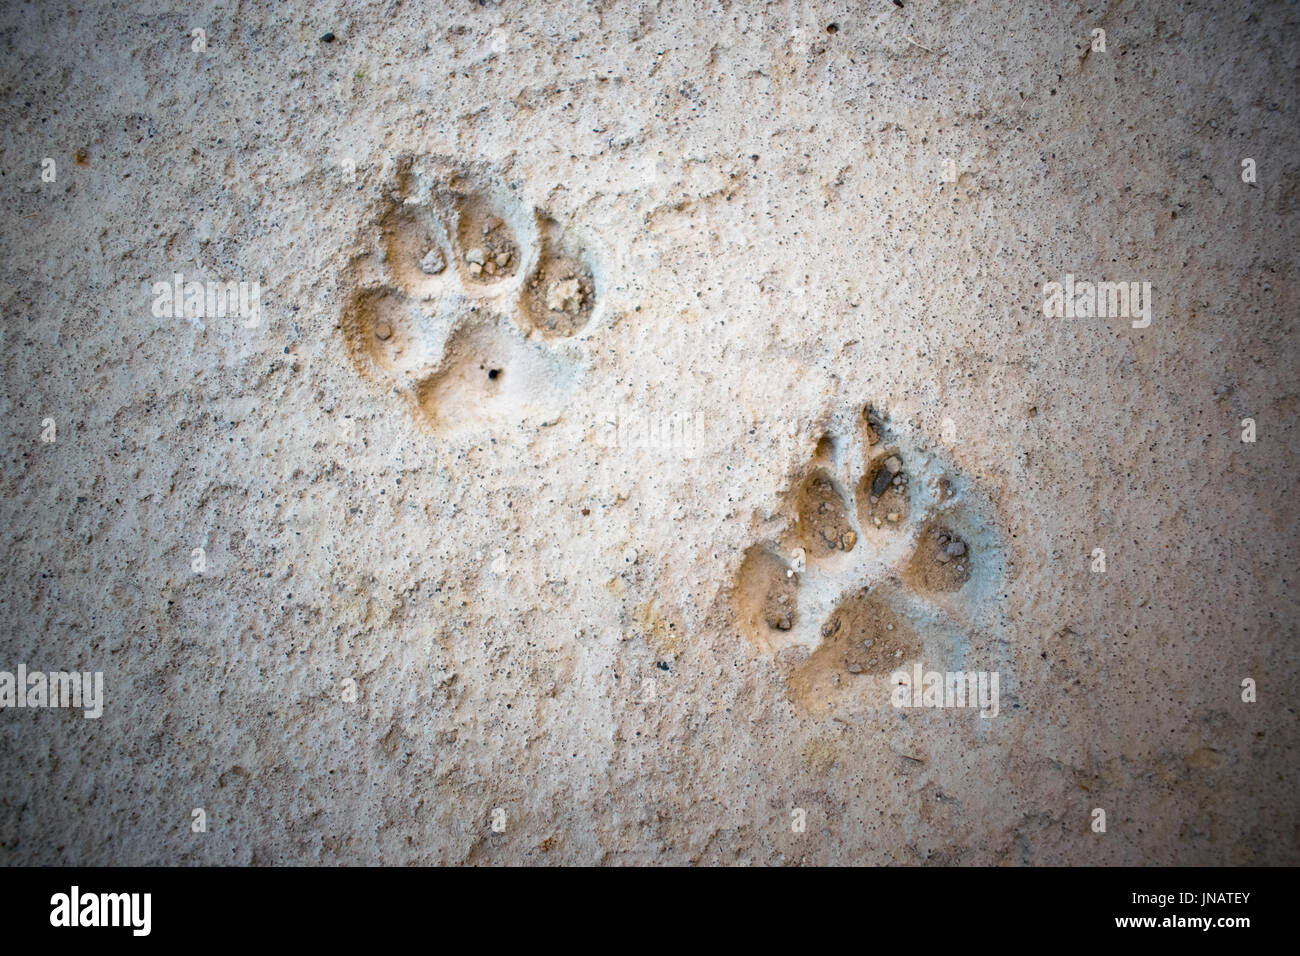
[0,0,1296,864]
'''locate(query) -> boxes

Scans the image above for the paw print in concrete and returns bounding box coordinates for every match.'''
[734,405,1005,714]
[339,156,601,434]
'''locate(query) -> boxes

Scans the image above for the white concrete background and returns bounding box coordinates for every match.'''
[0,0,1296,864]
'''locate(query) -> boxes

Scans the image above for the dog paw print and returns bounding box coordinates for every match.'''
[733,405,1004,714]
[339,156,601,433]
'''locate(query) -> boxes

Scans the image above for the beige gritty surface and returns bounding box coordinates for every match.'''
[0,1,1297,865]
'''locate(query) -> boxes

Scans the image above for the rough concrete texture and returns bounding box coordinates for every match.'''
[1,0,1297,865]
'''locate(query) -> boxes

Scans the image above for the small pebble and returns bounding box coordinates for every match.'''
[320,32,335,43]
[419,248,445,274]
[373,321,392,341]
[885,456,902,474]
[495,251,511,267]
[887,512,900,522]
[945,540,966,557]
[847,663,862,674]
[469,262,482,276]
[547,277,583,313]
[466,247,486,265]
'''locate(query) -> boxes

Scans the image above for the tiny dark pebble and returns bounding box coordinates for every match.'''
[488,368,501,380]
[321,32,335,43]
[871,467,893,498]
